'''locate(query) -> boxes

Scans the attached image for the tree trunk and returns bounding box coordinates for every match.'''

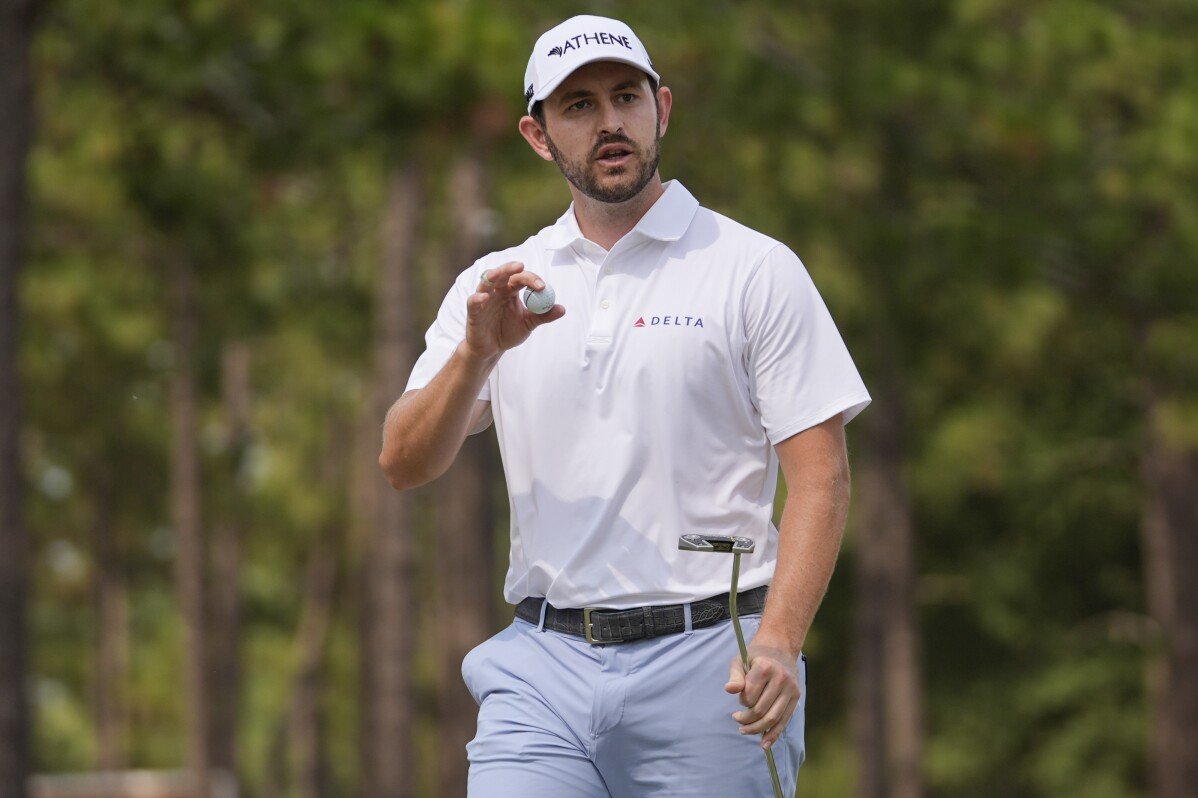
[851,484,888,798]
[434,122,502,798]
[876,414,923,798]
[360,161,423,798]
[89,483,131,769]
[168,258,210,798]
[207,342,250,776]
[1140,386,1198,798]
[852,376,924,798]
[848,111,926,798]
[258,718,289,798]
[350,403,378,798]
[0,1,37,794]
[289,421,347,798]
[288,537,338,798]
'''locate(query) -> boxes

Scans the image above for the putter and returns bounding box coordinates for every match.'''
[679,534,786,798]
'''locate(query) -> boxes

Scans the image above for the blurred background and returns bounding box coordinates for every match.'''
[1,1,1196,797]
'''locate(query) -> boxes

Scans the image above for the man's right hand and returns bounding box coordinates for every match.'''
[461,261,565,361]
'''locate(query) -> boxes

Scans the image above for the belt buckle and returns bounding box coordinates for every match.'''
[583,607,622,645]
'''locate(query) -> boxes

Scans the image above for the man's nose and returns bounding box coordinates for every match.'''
[596,101,625,136]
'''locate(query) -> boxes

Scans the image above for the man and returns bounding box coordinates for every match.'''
[379,14,870,797]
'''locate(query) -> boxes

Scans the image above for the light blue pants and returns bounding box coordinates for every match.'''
[461,610,807,797]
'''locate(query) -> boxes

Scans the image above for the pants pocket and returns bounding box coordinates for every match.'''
[461,631,499,705]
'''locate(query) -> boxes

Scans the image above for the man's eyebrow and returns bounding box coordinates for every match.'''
[557,88,595,105]
[557,80,644,106]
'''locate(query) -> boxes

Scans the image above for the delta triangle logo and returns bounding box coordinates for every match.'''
[634,317,645,328]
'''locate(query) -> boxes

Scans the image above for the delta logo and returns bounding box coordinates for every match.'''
[547,32,634,58]
[633,315,704,328]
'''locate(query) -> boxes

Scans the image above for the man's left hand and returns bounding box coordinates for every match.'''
[724,642,801,751]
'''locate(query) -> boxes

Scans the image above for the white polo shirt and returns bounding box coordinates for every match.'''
[406,180,870,609]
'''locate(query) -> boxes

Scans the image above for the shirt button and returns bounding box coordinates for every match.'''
[600,299,611,309]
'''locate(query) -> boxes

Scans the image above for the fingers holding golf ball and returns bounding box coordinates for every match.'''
[521,282,556,314]
[476,261,529,294]
[463,262,564,359]
[475,262,556,304]
[473,261,560,314]
[726,647,801,750]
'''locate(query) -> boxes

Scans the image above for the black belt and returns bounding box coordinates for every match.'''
[515,585,769,645]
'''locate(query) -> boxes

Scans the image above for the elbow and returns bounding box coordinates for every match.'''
[378,452,408,491]
[378,445,430,492]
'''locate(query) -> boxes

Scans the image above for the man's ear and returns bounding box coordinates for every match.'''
[518,116,555,162]
[655,85,673,139]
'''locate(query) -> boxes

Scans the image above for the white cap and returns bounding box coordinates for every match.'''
[523,15,659,114]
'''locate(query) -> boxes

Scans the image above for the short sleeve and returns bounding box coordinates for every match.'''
[404,261,491,401]
[742,245,871,444]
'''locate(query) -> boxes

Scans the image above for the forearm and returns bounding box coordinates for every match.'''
[378,341,498,490]
[755,464,851,657]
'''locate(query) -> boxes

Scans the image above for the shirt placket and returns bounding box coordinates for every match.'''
[588,253,617,346]
[573,241,617,348]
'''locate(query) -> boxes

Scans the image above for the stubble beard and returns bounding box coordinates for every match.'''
[544,117,663,204]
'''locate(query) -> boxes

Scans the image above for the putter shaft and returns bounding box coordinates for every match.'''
[730,553,786,798]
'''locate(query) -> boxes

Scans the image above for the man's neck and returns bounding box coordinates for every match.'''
[569,175,665,252]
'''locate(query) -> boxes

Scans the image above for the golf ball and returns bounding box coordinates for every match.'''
[522,284,556,314]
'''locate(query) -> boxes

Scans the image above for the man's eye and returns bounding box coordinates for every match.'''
[619,93,637,103]
[569,100,590,111]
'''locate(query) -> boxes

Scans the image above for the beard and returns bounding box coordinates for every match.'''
[543,118,663,204]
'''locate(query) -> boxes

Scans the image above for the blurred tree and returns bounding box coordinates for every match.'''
[167,249,210,798]
[286,425,344,798]
[88,475,130,769]
[288,540,337,798]
[118,118,251,796]
[50,0,273,786]
[0,0,39,796]
[207,342,251,777]
[945,3,1198,793]
[751,6,941,796]
[1141,386,1198,797]
[361,159,422,798]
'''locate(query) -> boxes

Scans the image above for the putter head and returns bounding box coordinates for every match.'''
[678,534,755,554]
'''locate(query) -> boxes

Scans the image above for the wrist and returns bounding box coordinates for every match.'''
[751,626,803,660]
[456,340,501,371]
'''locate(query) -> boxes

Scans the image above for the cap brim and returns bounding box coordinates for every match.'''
[527,56,660,114]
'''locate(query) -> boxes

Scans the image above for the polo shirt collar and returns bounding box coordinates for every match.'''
[541,179,700,251]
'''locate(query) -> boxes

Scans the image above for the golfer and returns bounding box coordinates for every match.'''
[379,14,870,797]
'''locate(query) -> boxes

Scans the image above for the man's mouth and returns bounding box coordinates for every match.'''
[595,144,634,166]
